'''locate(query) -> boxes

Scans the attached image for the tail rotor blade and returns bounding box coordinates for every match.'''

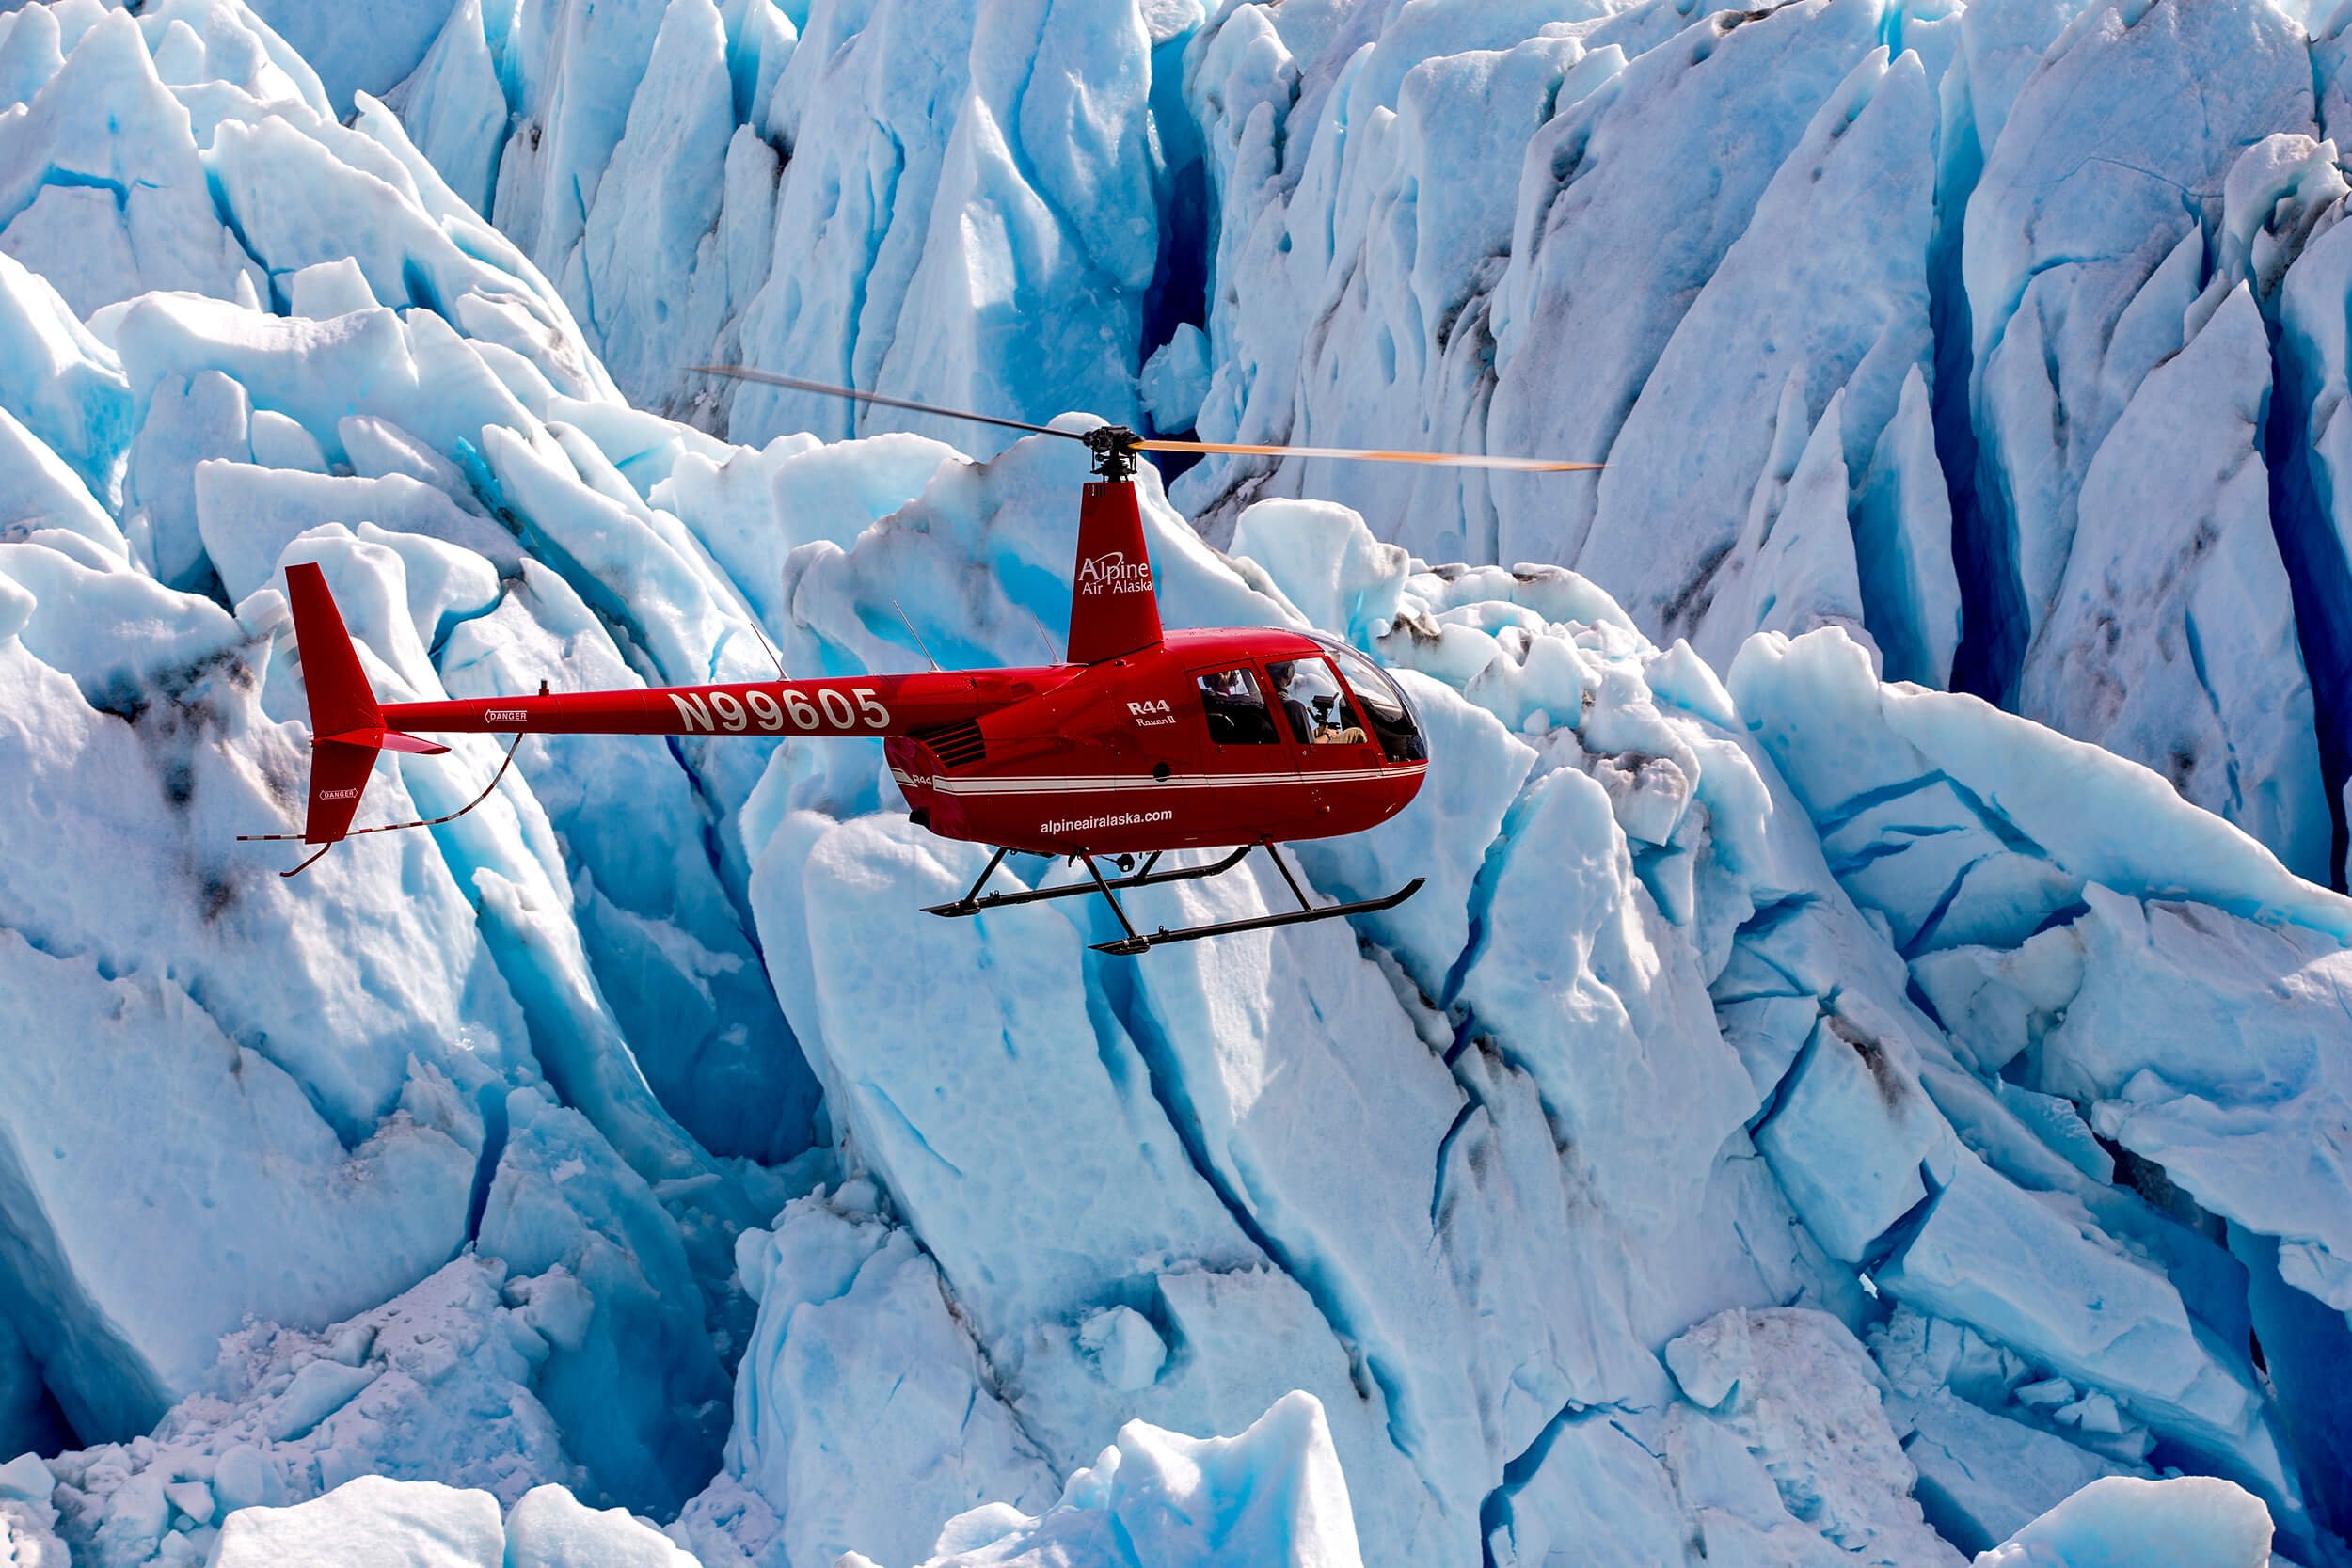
[689,365,1085,444]
[1133,437,1602,473]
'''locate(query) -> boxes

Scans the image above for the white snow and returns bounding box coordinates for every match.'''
[213,1476,504,1568]
[44,1258,580,1565]
[205,1471,707,1568]
[506,1485,703,1568]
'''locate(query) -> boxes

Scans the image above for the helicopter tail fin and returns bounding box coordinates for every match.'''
[1067,480,1163,664]
[287,563,379,736]
[284,562,448,846]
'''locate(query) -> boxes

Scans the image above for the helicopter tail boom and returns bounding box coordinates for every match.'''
[377,669,1013,739]
[263,563,1041,869]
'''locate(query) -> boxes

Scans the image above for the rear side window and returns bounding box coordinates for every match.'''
[1196,668,1280,744]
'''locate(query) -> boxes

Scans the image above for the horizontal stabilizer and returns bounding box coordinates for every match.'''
[321,726,451,756]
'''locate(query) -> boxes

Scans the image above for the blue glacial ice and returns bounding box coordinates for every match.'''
[0,0,2350,1565]
[867,1390,1365,1568]
[1973,1474,2278,1568]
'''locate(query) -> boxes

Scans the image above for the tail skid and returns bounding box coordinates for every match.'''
[238,563,514,877]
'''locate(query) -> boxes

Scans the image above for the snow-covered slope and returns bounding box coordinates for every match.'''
[1,1,2348,1566]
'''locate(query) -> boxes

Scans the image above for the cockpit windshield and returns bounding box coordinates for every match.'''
[1316,637,1425,764]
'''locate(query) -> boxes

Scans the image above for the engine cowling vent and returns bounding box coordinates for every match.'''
[911,718,986,769]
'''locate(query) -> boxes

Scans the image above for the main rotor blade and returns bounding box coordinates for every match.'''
[689,364,1086,443]
[1134,436,1602,472]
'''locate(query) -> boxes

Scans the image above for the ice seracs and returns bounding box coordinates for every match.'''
[1962,0,2312,661]
[1581,42,1938,657]
[0,9,269,318]
[0,1,2350,1565]
[1971,1474,2275,1568]
[886,1391,1364,1568]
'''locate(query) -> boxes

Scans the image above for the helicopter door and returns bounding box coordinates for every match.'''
[1265,655,1385,804]
[1190,664,1301,815]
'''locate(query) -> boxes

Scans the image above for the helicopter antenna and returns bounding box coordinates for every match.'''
[891,598,943,673]
[744,616,787,680]
[1024,606,1060,664]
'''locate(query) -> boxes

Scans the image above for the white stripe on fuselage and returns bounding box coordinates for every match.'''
[891,763,1423,797]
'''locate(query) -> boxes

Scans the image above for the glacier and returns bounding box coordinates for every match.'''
[0,0,2349,1565]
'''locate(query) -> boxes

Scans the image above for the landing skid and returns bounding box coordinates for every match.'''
[924,840,1422,957]
[923,844,1253,918]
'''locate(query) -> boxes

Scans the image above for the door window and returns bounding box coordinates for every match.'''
[1323,641,1426,762]
[1196,667,1281,745]
[1267,658,1369,747]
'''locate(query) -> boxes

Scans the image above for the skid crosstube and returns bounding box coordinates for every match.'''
[922,837,1422,957]
[922,844,1253,917]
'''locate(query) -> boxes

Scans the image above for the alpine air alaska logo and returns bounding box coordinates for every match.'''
[1077,550,1153,596]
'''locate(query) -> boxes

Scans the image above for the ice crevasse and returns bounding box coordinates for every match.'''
[0,1,2347,1567]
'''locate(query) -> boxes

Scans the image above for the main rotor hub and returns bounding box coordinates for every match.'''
[1086,424,1140,482]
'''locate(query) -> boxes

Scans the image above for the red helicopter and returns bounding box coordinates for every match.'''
[246,373,1597,954]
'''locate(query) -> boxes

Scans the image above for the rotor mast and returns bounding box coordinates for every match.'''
[1084,424,1142,482]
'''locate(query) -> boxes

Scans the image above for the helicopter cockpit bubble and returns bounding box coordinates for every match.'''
[1313,636,1426,765]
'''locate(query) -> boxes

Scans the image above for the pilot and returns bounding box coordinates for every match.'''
[1269,662,1316,744]
[1272,662,1369,747]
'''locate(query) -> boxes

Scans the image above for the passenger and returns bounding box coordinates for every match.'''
[1199,669,1275,744]
[1269,662,1316,744]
